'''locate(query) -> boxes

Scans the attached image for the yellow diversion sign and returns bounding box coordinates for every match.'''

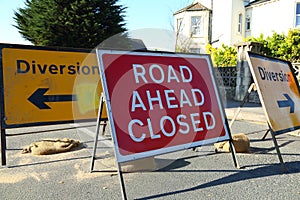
[247,51,300,133]
[1,45,106,128]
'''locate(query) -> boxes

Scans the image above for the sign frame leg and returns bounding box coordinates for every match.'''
[261,129,270,141]
[90,93,106,172]
[1,128,6,166]
[268,124,287,173]
[229,83,256,128]
[229,138,240,169]
[116,162,128,200]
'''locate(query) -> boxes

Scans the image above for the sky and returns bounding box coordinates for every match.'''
[0,0,194,45]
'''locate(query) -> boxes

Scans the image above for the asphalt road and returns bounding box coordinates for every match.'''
[1,118,300,200]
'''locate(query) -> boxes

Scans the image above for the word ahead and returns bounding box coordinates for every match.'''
[97,50,230,163]
[28,88,77,109]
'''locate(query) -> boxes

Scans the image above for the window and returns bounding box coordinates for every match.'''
[190,48,201,54]
[246,17,251,30]
[238,14,242,33]
[191,16,201,36]
[296,3,300,27]
[177,18,183,33]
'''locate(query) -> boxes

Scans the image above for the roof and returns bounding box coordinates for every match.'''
[245,0,271,7]
[173,2,210,15]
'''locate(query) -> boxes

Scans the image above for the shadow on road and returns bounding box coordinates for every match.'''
[137,160,300,200]
[7,155,90,169]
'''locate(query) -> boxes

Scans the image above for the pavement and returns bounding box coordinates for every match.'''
[224,99,266,124]
[1,99,300,199]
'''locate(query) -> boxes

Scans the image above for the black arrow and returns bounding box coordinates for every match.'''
[28,88,77,109]
[277,93,295,113]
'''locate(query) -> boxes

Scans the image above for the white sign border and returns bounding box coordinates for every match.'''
[97,49,231,163]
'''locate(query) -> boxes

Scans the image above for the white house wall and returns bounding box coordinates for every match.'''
[230,0,246,46]
[245,0,297,38]
[174,12,189,37]
[210,0,234,47]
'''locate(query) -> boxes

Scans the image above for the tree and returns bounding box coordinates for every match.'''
[14,0,126,48]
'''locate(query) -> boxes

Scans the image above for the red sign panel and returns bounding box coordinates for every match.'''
[97,50,230,162]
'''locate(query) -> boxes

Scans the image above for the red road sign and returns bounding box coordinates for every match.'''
[97,50,230,162]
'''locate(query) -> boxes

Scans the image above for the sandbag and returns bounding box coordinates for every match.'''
[22,138,80,155]
[214,133,250,153]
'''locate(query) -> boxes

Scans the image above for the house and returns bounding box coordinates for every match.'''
[245,0,300,38]
[173,2,211,54]
[174,0,300,53]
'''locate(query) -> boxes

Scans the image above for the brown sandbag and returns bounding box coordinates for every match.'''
[22,138,80,155]
[214,133,250,153]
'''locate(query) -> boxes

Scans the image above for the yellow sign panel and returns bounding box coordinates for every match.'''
[1,47,106,127]
[247,52,300,133]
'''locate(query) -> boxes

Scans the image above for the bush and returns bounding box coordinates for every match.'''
[206,44,237,67]
[246,29,300,63]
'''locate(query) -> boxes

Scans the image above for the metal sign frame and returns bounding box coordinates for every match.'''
[246,51,300,172]
[95,49,240,199]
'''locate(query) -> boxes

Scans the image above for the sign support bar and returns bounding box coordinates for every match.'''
[117,162,128,200]
[261,129,270,141]
[228,82,270,140]
[268,124,287,172]
[90,92,128,199]
[90,93,107,172]
[229,83,256,128]
[1,128,6,166]
[229,140,240,169]
[227,82,286,172]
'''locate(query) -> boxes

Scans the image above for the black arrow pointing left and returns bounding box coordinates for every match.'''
[28,88,77,109]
